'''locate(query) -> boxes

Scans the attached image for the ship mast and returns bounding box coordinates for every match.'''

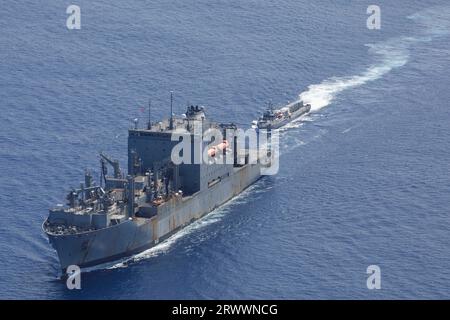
[169,91,174,130]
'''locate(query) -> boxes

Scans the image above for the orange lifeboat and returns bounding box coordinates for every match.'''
[207,140,229,157]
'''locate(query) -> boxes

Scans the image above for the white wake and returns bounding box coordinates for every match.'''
[299,40,409,112]
[298,4,450,113]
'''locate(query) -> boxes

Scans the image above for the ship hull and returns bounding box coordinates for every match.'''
[45,163,262,271]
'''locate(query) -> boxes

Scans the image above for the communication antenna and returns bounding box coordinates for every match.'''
[169,91,174,130]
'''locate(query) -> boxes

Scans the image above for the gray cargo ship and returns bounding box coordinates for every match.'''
[43,104,266,271]
[252,100,311,130]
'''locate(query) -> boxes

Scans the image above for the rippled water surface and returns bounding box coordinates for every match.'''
[1,0,450,299]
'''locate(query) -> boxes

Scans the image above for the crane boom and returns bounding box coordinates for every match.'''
[100,152,122,179]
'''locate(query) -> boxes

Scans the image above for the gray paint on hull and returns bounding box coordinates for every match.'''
[47,163,262,270]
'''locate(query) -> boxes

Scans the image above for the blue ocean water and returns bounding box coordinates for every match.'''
[1,0,450,299]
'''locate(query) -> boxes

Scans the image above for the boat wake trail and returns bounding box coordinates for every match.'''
[299,39,409,112]
[298,5,450,113]
[278,38,412,151]
[277,5,450,158]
